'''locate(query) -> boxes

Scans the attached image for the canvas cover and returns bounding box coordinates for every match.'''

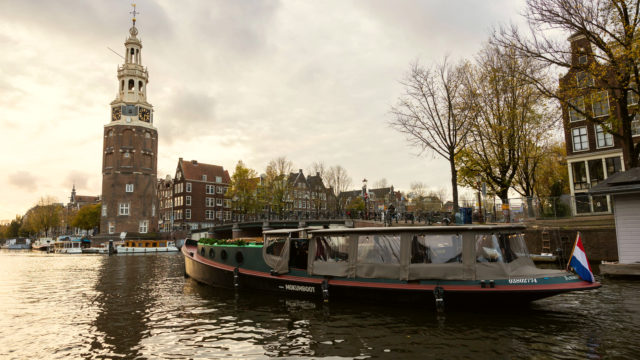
[291,227,562,281]
[262,236,291,274]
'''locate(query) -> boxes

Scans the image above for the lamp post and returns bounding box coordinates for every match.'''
[362,178,368,220]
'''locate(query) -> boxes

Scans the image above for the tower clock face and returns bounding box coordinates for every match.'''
[139,108,151,122]
[111,107,121,121]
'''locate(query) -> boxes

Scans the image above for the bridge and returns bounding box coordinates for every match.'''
[190,219,355,240]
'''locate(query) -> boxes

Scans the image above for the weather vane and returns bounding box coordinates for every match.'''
[130,3,138,26]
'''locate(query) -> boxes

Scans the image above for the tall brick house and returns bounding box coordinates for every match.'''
[171,159,231,230]
[561,33,640,215]
[100,18,158,236]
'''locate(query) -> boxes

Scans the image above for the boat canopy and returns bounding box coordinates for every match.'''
[263,225,564,281]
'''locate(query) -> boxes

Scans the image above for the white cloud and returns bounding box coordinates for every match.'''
[0,0,529,219]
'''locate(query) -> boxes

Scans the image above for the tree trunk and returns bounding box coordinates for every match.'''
[450,158,459,214]
[499,188,510,223]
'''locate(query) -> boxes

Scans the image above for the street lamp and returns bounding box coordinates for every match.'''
[362,178,368,220]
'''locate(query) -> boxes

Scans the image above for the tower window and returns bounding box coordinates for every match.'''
[121,80,124,91]
[128,79,134,90]
[126,184,134,192]
[138,81,143,91]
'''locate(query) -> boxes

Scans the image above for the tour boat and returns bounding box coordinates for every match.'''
[182,225,601,307]
[116,240,178,254]
[53,237,84,254]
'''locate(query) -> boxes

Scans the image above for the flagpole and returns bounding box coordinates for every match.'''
[566,231,579,270]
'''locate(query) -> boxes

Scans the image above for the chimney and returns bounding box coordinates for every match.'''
[192,160,198,165]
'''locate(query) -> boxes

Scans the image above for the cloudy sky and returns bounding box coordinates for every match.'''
[0,0,530,220]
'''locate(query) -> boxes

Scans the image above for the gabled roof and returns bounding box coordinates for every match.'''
[590,167,640,195]
[306,173,325,189]
[75,195,99,204]
[178,159,231,183]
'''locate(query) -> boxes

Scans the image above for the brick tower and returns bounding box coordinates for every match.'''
[100,8,158,237]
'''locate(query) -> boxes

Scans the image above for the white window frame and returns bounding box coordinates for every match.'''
[216,211,223,220]
[125,184,134,192]
[576,71,594,88]
[206,197,214,207]
[568,97,586,122]
[578,55,587,65]
[216,176,222,183]
[628,83,639,106]
[108,221,115,234]
[592,91,610,118]
[152,204,156,217]
[186,182,192,193]
[224,199,231,208]
[119,202,130,216]
[202,175,207,181]
[205,210,214,220]
[216,186,224,194]
[632,113,640,137]
[595,125,613,149]
[186,196,191,206]
[216,198,223,206]
[139,220,148,234]
[572,126,589,152]
[206,185,214,194]
[185,209,191,220]
[102,205,107,217]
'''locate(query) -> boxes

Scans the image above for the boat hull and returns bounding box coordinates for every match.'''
[183,244,600,306]
[117,246,178,254]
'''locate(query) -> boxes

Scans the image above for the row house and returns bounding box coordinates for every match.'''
[339,186,397,216]
[157,175,173,232]
[561,33,640,215]
[285,170,332,218]
[159,158,231,231]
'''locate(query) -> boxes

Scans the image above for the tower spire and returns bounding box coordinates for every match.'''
[130,3,138,26]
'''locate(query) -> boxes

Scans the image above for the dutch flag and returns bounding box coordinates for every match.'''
[567,232,595,283]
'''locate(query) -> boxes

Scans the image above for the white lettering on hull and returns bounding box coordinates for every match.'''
[284,284,316,293]
[508,277,538,284]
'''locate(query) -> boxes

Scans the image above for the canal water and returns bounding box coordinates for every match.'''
[1,250,638,359]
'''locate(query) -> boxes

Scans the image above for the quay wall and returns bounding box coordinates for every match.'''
[523,227,618,262]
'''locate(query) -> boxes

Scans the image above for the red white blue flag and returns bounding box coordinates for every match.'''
[568,232,595,283]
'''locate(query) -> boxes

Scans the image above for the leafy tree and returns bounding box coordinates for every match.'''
[390,58,472,213]
[21,197,62,237]
[457,43,552,220]
[71,203,101,232]
[345,197,365,213]
[496,0,640,168]
[229,161,259,219]
[263,156,294,218]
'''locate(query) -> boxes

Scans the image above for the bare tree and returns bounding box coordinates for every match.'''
[390,58,472,213]
[495,0,640,168]
[372,178,388,189]
[325,165,352,213]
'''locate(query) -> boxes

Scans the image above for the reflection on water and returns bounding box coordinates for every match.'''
[1,249,639,359]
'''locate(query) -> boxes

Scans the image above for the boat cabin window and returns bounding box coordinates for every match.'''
[357,235,401,264]
[265,237,287,256]
[314,236,349,263]
[476,233,528,263]
[411,234,462,264]
[289,239,309,269]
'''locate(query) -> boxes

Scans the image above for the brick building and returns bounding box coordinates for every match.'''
[100,18,158,237]
[157,176,173,232]
[170,159,231,230]
[561,33,640,215]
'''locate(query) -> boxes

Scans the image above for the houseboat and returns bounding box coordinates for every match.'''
[116,240,178,254]
[32,237,55,252]
[1,238,31,250]
[182,225,601,307]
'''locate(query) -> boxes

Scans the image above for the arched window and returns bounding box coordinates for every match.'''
[107,130,114,147]
[138,81,143,91]
[128,79,134,90]
[121,80,124,91]
[122,129,134,147]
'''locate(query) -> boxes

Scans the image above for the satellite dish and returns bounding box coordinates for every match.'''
[120,232,127,240]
